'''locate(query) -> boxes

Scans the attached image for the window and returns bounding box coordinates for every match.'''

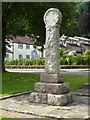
[18,44,23,49]
[6,54,9,58]
[26,45,30,49]
[18,55,23,59]
[26,55,30,59]
[31,50,37,58]
[33,45,36,49]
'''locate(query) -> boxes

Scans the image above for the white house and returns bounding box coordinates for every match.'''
[5,34,90,60]
[59,34,90,52]
[5,35,42,60]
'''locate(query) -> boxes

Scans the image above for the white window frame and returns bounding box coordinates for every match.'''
[26,45,30,49]
[18,43,23,49]
[6,53,9,58]
[26,55,30,59]
[18,55,23,59]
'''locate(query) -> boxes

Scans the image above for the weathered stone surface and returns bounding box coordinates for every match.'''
[29,92,35,102]
[66,92,73,104]
[35,82,46,93]
[41,93,47,104]
[30,92,47,104]
[29,92,41,103]
[61,82,70,94]
[41,73,64,83]
[1,93,89,119]
[44,8,62,74]
[46,83,69,94]
[29,8,72,106]
[35,82,69,94]
[46,83,62,94]
[48,94,68,106]
[34,92,42,103]
[73,94,89,105]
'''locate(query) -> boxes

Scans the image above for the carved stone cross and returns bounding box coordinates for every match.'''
[30,8,72,106]
[44,8,62,74]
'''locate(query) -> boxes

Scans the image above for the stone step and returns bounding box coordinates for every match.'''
[73,89,90,104]
[35,82,70,94]
[41,73,64,83]
[83,83,90,89]
[29,92,73,106]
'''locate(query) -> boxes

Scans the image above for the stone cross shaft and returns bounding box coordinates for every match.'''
[44,8,62,74]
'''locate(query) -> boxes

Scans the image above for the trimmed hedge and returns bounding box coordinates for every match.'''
[5,55,90,66]
[5,65,90,69]
[5,55,90,69]
[5,58,45,66]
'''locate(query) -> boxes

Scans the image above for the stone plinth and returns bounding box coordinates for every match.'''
[35,82,70,94]
[30,92,47,104]
[30,92,73,106]
[41,73,64,83]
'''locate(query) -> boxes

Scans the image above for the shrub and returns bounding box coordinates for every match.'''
[76,55,83,65]
[84,50,90,55]
[4,60,11,65]
[24,59,30,66]
[4,53,90,66]
[63,49,71,55]
[67,56,73,65]
[68,56,77,65]
[60,57,64,65]
[83,55,90,65]
[41,58,45,65]
[17,59,23,65]
[60,48,64,57]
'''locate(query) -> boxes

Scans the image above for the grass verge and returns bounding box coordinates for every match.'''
[2,72,89,96]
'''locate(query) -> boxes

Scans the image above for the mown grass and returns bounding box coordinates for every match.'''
[0,116,17,120]
[2,72,89,96]
[64,75,89,91]
[2,72,40,96]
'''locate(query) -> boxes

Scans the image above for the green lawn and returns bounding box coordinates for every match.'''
[2,72,40,96]
[0,116,17,120]
[2,72,89,96]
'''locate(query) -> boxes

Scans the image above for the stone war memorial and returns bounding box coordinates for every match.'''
[30,8,73,106]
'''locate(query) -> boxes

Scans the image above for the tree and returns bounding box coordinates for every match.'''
[2,2,79,72]
[78,13,90,37]
[77,2,90,37]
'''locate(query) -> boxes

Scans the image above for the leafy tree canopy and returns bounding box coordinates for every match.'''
[2,2,82,71]
[3,2,79,46]
[77,2,90,37]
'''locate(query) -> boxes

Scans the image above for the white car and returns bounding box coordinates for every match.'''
[68,51,77,56]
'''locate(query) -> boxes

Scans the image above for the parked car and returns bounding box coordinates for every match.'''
[68,50,82,56]
[68,51,77,56]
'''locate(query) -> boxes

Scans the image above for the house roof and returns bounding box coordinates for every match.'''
[9,35,36,45]
[81,43,90,50]
[60,44,67,48]
[67,43,81,51]
[6,48,12,53]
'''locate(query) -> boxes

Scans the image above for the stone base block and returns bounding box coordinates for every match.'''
[35,82,70,94]
[41,73,64,83]
[48,93,73,106]
[29,92,73,106]
[29,92,47,104]
[48,94,67,106]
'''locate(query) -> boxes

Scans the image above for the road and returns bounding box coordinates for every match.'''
[5,68,90,76]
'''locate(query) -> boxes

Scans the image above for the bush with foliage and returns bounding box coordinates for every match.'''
[84,50,90,55]
[5,49,90,67]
